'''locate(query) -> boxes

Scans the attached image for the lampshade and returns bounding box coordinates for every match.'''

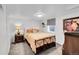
[15,24,22,30]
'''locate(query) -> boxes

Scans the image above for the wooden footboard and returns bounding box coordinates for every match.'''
[25,36,56,54]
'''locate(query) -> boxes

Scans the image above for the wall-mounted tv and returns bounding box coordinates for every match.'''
[63,17,79,32]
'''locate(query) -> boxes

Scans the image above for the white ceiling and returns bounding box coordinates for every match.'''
[5,4,79,20]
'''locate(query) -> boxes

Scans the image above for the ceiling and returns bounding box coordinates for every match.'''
[5,4,79,20]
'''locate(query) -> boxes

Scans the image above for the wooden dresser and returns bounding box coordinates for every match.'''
[62,32,79,55]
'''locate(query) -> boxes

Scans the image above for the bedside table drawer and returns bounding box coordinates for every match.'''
[15,35,24,43]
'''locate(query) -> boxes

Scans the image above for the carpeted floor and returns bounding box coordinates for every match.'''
[9,42,62,55]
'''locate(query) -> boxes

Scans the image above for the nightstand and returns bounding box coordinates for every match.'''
[15,34,24,43]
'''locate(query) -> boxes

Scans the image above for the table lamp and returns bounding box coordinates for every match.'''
[15,24,22,35]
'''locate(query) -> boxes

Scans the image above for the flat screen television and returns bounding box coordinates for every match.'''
[63,17,79,32]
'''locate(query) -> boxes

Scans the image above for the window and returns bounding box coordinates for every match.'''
[47,18,56,32]
[47,25,55,32]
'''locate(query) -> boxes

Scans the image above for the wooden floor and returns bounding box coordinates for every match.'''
[9,42,62,55]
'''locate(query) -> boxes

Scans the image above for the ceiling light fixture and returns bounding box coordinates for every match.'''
[34,10,45,18]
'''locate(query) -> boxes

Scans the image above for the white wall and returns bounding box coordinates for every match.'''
[0,5,10,55]
[55,17,64,45]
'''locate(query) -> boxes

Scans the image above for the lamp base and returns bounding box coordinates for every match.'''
[17,32,20,35]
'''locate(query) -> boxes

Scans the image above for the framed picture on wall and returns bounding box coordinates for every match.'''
[63,16,79,32]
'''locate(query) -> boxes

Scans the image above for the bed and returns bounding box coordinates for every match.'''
[24,28,56,54]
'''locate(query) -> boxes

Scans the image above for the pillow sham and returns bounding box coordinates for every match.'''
[26,28,39,33]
